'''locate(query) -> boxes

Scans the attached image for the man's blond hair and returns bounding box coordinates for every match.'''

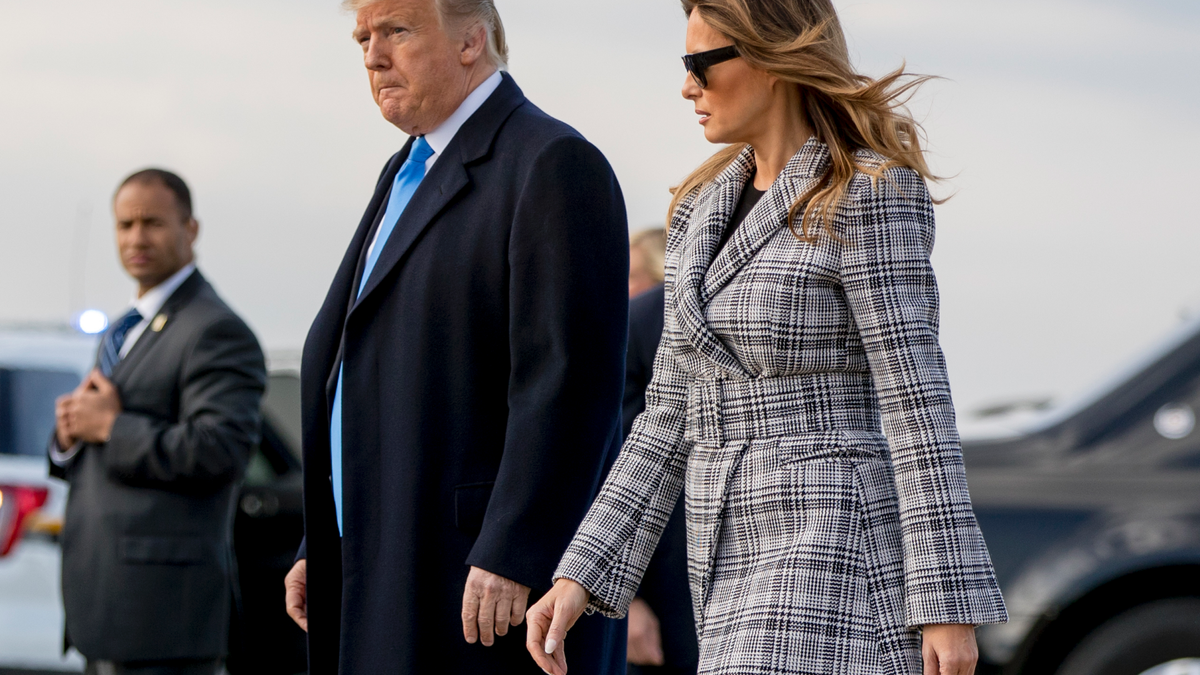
[343,0,508,69]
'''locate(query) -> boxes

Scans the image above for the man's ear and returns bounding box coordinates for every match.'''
[459,22,488,66]
[186,217,200,246]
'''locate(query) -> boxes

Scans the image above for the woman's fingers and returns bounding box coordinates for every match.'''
[526,598,561,674]
[922,624,978,675]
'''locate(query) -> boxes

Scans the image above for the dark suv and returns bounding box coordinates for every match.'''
[968,320,1200,675]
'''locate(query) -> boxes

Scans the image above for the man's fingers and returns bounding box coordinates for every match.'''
[511,587,530,627]
[283,561,308,633]
[462,584,481,644]
[494,595,512,637]
[477,586,498,646]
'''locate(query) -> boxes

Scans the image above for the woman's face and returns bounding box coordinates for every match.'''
[682,11,777,145]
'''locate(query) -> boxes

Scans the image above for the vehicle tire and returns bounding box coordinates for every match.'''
[1055,598,1200,675]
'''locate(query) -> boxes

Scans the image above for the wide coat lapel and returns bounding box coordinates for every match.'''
[671,151,755,378]
[350,73,527,316]
[701,137,831,302]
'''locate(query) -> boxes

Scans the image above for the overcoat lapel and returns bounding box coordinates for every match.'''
[111,270,205,386]
[350,73,527,316]
[671,153,754,378]
[671,139,832,377]
[702,138,830,302]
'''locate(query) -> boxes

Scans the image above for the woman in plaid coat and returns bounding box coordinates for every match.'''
[527,1,1007,673]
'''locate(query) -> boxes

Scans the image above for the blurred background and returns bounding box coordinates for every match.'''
[2,0,1198,418]
[2,1,1200,674]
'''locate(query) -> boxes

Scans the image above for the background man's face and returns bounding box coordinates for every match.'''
[113,181,197,291]
[354,0,469,136]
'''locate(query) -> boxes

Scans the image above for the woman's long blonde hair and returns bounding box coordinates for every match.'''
[670,0,940,240]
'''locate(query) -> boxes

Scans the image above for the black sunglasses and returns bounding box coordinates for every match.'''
[681,46,739,89]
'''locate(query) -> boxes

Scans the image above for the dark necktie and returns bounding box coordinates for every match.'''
[99,308,144,377]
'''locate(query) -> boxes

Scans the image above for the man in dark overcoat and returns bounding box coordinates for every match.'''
[283,0,630,673]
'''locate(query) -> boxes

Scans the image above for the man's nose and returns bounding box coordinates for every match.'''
[364,35,390,70]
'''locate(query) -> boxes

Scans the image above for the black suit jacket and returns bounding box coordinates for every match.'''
[623,284,698,675]
[298,74,629,674]
[49,270,266,662]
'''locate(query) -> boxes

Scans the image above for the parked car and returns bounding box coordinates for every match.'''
[0,326,306,675]
[967,316,1200,675]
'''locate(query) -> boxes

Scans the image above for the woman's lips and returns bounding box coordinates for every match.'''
[697,110,711,125]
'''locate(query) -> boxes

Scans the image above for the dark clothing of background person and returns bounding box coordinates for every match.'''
[297,74,629,675]
[49,270,266,667]
[623,288,699,675]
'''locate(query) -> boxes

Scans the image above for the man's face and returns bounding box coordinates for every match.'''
[353,0,475,135]
[113,181,197,292]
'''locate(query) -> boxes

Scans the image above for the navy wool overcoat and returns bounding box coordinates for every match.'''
[297,74,630,674]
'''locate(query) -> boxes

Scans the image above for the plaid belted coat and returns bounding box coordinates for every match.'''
[555,139,1008,674]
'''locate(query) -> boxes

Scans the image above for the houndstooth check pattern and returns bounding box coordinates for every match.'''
[555,138,1007,674]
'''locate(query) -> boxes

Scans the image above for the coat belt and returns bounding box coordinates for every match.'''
[683,372,881,446]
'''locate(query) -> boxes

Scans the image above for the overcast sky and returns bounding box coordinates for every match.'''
[1,0,1198,418]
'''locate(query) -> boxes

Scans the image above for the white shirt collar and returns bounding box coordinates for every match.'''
[131,262,197,321]
[422,70,504,162]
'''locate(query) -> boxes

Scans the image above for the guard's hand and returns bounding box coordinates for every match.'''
[285,559,308,632]
[462,566,530,646]
[922,624,978,675]
[61,370,122,444]
[526,578,590,675]
[626,597,665,666]
[54,392,78,449]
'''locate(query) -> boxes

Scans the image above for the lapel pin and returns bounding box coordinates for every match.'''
[151,314,168,332]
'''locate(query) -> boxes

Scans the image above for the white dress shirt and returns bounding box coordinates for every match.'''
[121,262,197,357]
[50,262,198,465]
[366,70,503,259]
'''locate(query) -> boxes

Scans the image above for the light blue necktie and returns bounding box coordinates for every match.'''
[331,137,435,535]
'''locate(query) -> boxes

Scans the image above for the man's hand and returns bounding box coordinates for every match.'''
[627,597,665,666]
[922,624,979,675]
[54,392,79,449]
[462,566,530,646]
[285,559,308,632]
[57,370,122,445]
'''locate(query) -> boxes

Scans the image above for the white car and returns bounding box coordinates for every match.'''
[0,325,96,673]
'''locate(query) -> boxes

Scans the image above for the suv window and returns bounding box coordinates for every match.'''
[0,368,81,456]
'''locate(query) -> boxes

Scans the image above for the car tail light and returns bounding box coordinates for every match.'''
[0,484,50,557]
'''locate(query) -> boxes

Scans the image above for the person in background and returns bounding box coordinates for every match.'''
[624,229,699,675]
[50,168,267,675]
[282,0,630,673]
[628,229,667,298]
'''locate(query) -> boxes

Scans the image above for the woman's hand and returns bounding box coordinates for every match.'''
[627,597,665,666]
[525,578,590,675]
[922,624,979,675]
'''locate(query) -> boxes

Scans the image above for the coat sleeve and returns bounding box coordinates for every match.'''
[552,192,700,619]
[103,315,267,491]
[840,166,1007,627]
[463,134,630,590]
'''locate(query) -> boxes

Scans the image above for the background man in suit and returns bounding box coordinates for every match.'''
[50,169,267,675]
[622,229,697,675]
[282,0,629,673]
